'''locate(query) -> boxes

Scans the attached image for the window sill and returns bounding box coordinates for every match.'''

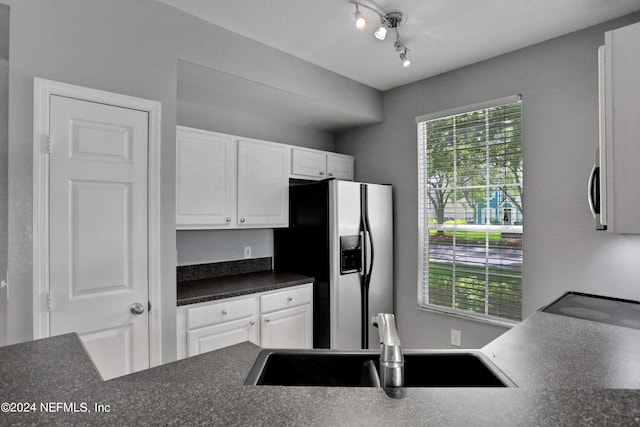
[417,304,520,329]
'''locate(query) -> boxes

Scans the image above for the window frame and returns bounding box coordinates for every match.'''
[416,95,523,327]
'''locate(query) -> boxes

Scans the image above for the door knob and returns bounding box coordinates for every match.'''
[130,302,145,315]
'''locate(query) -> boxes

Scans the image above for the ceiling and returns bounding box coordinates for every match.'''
[158,0,640,91]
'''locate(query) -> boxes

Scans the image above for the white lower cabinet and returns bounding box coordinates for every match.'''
[188,317,259,357]
[261,305,313,349]
[177,283,313,359]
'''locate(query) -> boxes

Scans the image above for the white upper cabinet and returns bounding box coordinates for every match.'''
[326,152,355,180]
[291,147,354,181]
[599,21,640,233]
[176,127,236,228]
[176,127,289,229]
[291,147,326,179]
[237,139,289,227]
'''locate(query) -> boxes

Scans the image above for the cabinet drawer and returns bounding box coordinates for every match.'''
[187,296,257,330]
[261,285,312,314]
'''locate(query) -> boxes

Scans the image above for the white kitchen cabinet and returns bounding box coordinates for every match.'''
[237,139,289,227]
[261,305,313,349]
[598,21,640,234]
[176,127,289,229]
[290,147,354,181]
[260,285,313,349]
[177,283,313,359]
[178,293,260,359]
[326,152,355,181]
[176,127,236,228]
[187,317,259,357]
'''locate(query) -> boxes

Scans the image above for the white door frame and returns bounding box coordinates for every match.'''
[33,78,163,368]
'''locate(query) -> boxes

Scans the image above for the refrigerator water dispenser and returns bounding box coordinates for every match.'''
[340,235,362,274]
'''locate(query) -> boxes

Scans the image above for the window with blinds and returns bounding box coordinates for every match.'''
[417,97,523,323]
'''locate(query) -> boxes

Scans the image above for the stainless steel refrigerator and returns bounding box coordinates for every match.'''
[274,179,393,349]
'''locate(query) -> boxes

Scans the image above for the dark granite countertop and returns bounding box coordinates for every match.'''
[2,312,640,425]
[177,270,314,306]
[482,311,640,388]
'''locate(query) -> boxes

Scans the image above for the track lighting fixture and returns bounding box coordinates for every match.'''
[347,1,411,67]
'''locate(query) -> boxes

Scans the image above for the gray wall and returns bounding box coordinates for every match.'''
[177,229,273,266]
[336,12,640,349]
[0,58,7,348]
[177,100,335,151]
[4,0,381,366]
[0,3,8,348]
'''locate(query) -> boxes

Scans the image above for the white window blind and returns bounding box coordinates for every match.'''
[417,97,523,323]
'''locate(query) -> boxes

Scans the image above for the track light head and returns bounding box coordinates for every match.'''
[354,5,367,30]
[394,37,411,67]
[399,51,411,67]
[374,23,387,40]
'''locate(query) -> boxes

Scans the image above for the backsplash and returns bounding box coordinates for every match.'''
[177,257,273,283]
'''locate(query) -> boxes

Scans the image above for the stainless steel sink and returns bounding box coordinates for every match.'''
[244,349,516,388]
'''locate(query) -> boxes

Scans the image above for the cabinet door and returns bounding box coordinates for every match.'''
[603,22,640,233]
[291,147,326,180]
[237,139,289,227]
[187,316,259,357]
[326,153,354,181]
[176,127,236,228]
[261,304,312,349]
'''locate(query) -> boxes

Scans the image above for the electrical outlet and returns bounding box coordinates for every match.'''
[244,246,252,259]
[451,329,462,347]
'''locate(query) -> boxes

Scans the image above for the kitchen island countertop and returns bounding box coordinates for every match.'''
[1,313,640,425]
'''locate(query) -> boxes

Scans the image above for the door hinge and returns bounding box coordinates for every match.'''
[46,292,53,312]
[43,135,52,154]
[148,301,151,312]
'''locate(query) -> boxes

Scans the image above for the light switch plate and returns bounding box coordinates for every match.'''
[451,329,461,347]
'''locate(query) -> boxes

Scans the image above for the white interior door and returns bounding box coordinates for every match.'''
[48,95,150,380]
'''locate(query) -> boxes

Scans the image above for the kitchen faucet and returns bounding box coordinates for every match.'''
[371,313,405,398]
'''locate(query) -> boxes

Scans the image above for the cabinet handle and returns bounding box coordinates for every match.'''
[319,171,325,176]
[249,320,255,326]
[240,218,246,223]
[328,172,334,177]
[264,318,270,323]
[226,217,232,223]
[221,310,227,315]
[287,296,293,302]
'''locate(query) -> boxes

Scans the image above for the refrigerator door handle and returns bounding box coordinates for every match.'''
[359,231,366,278]
[364,230,374,282]
[588,148,606,231]
[588,162,598,217]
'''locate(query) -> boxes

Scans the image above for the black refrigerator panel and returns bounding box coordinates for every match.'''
[288,179,329,228]
[274,179,331,348]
